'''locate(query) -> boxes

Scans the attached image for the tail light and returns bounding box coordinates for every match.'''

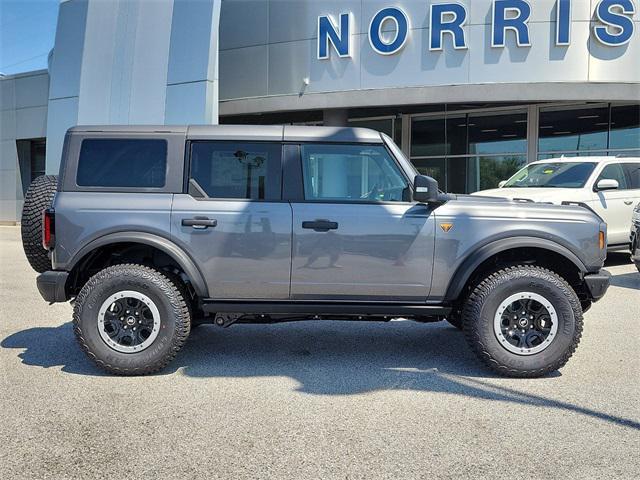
[599,231,606,250]
[42,208,55,250]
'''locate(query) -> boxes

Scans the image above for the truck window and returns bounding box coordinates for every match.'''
[189,141,282,200]
[597,164,628,190]
[76,139,167,188]
[300,144,409,202]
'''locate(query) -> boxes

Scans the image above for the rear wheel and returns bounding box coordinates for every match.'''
[462,265,582,378]
[73,264,191,375]
[20,175,58,272]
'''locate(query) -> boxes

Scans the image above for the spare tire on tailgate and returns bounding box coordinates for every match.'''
[21,175,58,273]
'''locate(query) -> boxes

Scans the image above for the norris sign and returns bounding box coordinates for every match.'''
[317,0,637,59]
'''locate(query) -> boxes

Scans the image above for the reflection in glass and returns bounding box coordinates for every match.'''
[411,117,446,157]
[503,162,596,189]
[468,113,527,155]
[413,158,445,187]
[538,106,609,153]
[610,105,640,151]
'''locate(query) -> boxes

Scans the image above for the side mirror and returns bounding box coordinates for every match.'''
[413,175,440,203]
[498,180,507,188]
[595,179,619,192]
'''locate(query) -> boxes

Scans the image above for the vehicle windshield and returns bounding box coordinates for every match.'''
[503,162,597,188]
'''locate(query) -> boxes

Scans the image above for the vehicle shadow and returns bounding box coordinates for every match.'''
[3,320,639,431]
[610,272,640,290]
[605,252,632,267]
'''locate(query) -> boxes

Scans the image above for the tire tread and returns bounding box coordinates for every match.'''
[462,265,583,378]
[72,263,191,375]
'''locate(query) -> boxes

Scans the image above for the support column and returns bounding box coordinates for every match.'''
[527,104,539,164]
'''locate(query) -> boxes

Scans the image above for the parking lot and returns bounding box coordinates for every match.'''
[0,225,638,479]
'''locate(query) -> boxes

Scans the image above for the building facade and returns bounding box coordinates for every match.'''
[1,0,639,222]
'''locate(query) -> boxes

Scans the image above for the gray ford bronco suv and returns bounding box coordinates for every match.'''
[22,125,611,377]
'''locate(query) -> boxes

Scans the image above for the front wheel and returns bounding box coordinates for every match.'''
[462,265,583,378]
[73,264,191,375]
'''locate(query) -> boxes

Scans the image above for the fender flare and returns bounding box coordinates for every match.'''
[67,231,209,297]
[444,236,588,302]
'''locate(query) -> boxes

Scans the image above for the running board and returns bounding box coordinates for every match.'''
[201,300,450,317]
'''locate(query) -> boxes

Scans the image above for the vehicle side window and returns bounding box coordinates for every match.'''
[76,139,167,188]
[189,141,282,201]
[597,164,628,190]
[300,144,409,202]
[622,163,640,190]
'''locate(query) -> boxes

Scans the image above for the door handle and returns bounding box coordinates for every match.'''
[182,217,217,229]
[302,219,339,232]
[624,201,633,205]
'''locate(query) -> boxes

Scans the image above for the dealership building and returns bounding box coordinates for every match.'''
[1,0,639,223]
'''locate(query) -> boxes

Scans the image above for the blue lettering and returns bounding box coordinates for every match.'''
[368,7,409,55]
[317,13,351,59]
[430,2,468,50]
[492,0,532,47]
[556,0,571,45]
[594,0,635,46]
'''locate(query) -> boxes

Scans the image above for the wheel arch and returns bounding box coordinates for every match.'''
[444,237,588,303]
[66,232,208,297]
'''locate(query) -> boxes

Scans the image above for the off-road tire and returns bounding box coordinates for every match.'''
[73,264,191,375]
[462,265,583,378]
[20,175,58,272]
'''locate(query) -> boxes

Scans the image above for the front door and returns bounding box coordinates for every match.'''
[592,162,638,246]
[289,143,435,301]
[171,140,292,299]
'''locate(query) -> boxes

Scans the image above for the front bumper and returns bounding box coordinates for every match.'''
[583,269,611,302]
[36,271,69,303]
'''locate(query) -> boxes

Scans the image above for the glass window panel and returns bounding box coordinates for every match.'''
[539,106,609,153]
[478,155,527,191]
[77,139,167,188]
[505,161,597,188]
[411,117,446,157]
[190,141,282,200]
[622,163,640,190]
[597,163,628,190]
[301,144,409,202]
[446,115,468,156]
[610,105,640,151]
[468,112,527,155]
[349,118,393,138]
[613,150,640,157]
[447,157,471,193]
[412,158,445,188]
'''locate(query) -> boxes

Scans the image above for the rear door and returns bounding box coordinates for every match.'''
[288,142,435,301]
[171,140,292,299]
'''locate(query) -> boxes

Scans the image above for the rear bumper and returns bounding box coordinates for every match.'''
[583,269,611,302]
[36,271,69,303]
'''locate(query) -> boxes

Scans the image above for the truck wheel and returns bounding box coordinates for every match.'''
[20,175,58,273]
[462,265,583,378]
[73,264,191,375]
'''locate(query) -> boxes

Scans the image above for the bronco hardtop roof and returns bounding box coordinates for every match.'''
[67,125,384,144]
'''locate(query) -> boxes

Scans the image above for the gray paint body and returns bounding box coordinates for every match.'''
[51,125,606,303]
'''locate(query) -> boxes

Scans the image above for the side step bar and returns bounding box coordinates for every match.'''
[201,300,451,317]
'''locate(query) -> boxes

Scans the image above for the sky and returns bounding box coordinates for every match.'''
[0,0,60,75]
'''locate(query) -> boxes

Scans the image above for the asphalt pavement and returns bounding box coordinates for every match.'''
[1,225,638,479]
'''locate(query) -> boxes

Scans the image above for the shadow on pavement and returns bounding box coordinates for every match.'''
[604,252,632,267]
[610,272,640,290]
[3,320,639,431]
